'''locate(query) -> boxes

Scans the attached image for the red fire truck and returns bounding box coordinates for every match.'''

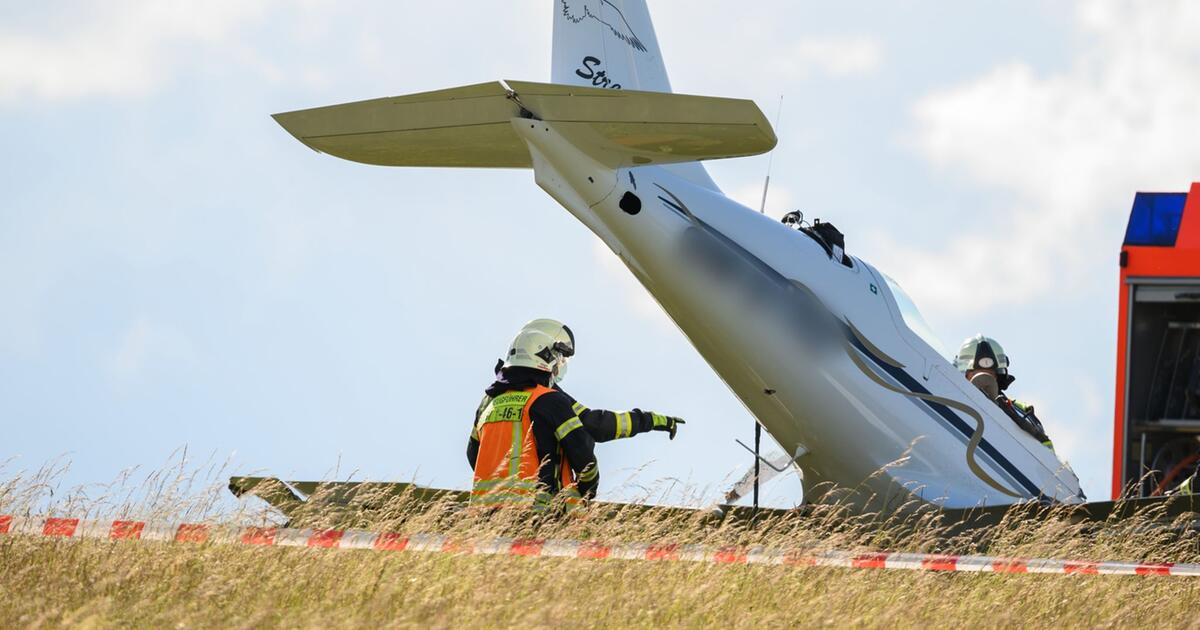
[1113,182,1200,499]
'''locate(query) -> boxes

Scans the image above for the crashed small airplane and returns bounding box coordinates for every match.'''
[252,0,1196,523]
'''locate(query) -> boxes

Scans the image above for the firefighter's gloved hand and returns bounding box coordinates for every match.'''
[649,412,685,440]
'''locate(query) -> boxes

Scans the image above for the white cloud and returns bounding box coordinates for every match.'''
[107,317,195,387]
[773,36,883,79]
[873,0,1200,318]
[0,1,280,102]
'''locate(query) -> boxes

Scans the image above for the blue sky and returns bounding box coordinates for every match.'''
[3,1,1199,507]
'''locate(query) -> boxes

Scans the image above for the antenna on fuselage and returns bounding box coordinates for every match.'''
[757,95,785,215]
[751,95,784,524]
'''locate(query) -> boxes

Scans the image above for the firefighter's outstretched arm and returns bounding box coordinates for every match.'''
[557,389,685,441]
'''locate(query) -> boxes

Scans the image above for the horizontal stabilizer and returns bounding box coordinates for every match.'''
[272,80,776,169]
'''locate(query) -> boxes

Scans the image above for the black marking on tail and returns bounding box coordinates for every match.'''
[561,0,649,53]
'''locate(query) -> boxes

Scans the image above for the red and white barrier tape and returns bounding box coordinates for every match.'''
[2,514,1196,577]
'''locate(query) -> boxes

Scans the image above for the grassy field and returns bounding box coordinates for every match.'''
[2,467,1200,627]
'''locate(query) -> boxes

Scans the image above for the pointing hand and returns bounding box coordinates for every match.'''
[650,412,685,440]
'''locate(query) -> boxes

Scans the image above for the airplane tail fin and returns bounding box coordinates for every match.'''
[272,81,776,170]
[552,0,722,191]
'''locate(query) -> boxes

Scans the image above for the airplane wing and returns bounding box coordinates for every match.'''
[229,476,774,526]
[271,80,776,170]
[229,476,1199,531]
[228,476,469,525]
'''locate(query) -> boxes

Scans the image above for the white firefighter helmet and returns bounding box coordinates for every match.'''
[503,318,576,383]
[955,334,1014,395]
[954,334,1010,373]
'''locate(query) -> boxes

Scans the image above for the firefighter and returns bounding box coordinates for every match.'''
[954,334,1055,451]
[467,319,684,511]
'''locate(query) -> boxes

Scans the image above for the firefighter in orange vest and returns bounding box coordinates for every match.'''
[467,319,684,511]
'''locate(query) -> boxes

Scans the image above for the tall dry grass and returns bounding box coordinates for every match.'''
[1,459,1199,628]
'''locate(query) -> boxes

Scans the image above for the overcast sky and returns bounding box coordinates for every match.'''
[3,1,1199,507]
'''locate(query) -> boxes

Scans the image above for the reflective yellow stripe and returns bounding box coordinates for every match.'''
[471,477,543,508]
[615,412,631,438]
[577,464,598,483]
[1179,476,1194,496]
[571,401,588,414]
[555,416,583,441]
[509,418,523,477]
[472,493,532,507]
[532,492,555,512]
[472,478,539,492]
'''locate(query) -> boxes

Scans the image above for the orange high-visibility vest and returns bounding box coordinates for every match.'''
[471,385,577,510]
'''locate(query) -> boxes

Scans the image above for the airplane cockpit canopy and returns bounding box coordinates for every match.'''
[882,273,948,357]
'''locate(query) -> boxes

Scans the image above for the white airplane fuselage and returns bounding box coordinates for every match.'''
[516,120,1084,509]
